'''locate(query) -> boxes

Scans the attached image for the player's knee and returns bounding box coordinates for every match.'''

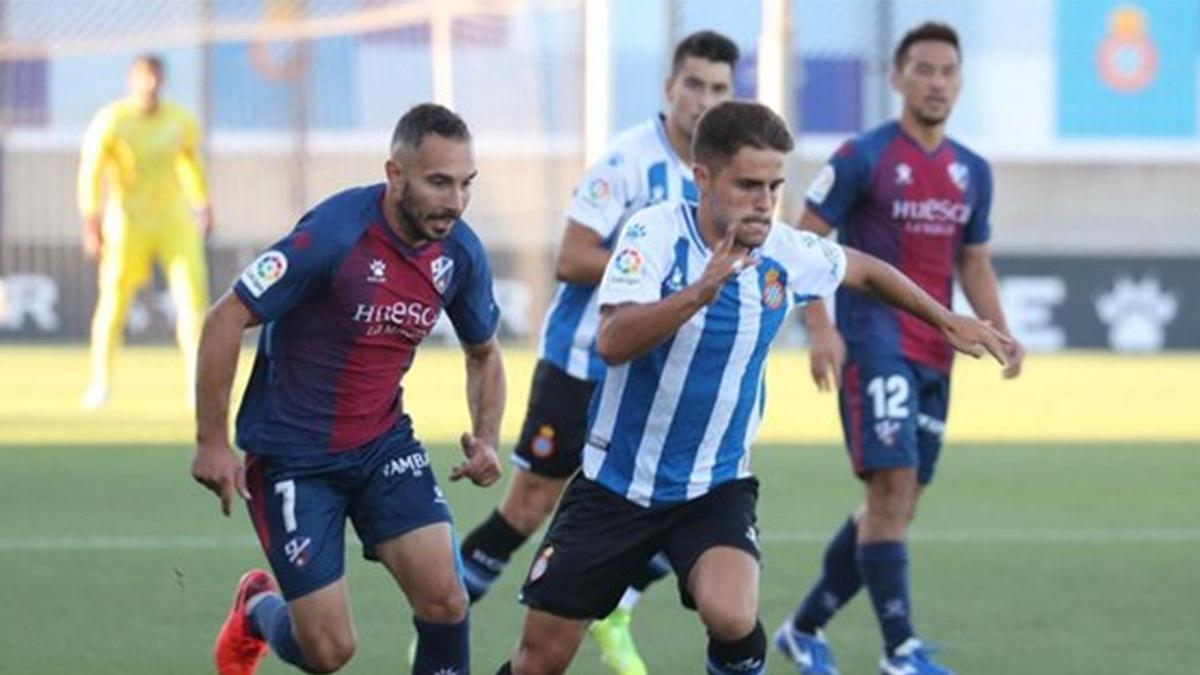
[700,606,758,642]
[696,586,757,641]
[412,583,469,623]
[300,633,356,673]
[512,637,572,675]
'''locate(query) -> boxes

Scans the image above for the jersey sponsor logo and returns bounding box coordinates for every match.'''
[948,162,970,191]
[431,255,454,294]
[367,258,387,283]
[762,268,785,309]
[895,162,914,186]
[353,300,440,339]
[609,247,644,286]
[382,450,430,478]
[239,251,288,298]
[891,199,972,226]
[806,164,835,204]
[530,425,556,459]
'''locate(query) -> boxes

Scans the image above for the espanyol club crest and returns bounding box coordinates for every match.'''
[431,255,454,294]
[530,425,556,458]
[762,268,785,310]
[529,546,554,582]
[948,162,969,192]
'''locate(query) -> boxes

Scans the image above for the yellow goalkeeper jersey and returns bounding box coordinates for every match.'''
[77,99,208,229]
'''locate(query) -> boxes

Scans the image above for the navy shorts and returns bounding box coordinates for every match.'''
[244,417,453,600]
[838,355,950,486]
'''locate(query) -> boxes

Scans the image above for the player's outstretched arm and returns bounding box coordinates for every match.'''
[840,247,1012,368]
[451,336,504,487]
[596,225,755,365]
[190,291,257,516]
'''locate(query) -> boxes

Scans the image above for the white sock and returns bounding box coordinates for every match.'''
[617,587,642,612]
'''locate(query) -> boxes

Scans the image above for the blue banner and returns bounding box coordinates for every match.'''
[1057,0,1198,137]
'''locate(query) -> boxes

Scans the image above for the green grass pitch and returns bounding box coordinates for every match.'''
[1,441,1195,674]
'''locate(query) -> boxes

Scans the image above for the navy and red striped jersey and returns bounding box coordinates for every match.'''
[805,121,992,373]
[232,183,499,456]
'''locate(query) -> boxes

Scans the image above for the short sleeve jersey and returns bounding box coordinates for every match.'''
[582,202,847,506]
[539,114,698,381]
[805,121,992,372]
[232,184,499,456]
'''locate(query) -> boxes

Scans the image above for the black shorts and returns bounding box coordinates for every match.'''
[519,476,760,619]
[510,360,597,478]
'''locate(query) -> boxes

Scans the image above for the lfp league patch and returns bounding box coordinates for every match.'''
[240,250,289,298]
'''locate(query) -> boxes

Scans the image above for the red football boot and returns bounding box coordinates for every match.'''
[214,569,277,675]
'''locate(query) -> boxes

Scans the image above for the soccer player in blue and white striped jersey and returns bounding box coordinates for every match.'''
[461,30,739,675]
[497,103,1011,675]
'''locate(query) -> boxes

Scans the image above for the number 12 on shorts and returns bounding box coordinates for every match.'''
[866,375,909,419]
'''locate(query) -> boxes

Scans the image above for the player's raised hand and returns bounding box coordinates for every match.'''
[696,224,757,304]
[451,432,501,487]
[808,324,846,392]
[942,315,1014,369]
[190,442,250,517]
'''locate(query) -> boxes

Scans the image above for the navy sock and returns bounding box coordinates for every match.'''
[460,510,528,602]
[413,616,469,675]
[793,517,862,633]
[706,622,766,675]
[248,593,310,670]
[857,541,914,654]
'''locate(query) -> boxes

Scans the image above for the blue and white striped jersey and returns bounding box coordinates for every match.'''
[538,115,698,381]
[583,201,847,506]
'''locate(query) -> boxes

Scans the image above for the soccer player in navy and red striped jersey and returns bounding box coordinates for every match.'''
[774,23,1024,675]
[190,104,505,675]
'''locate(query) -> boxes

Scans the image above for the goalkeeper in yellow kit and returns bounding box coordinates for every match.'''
[77,54,212,409]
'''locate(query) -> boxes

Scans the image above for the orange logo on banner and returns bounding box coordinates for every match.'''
[1096,5,1158,93]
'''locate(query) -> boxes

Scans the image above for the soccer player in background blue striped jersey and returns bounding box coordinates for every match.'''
[496,102,1012,675]
[190,104,505,675]
[459,30,739,675]
[774,23,1024,675]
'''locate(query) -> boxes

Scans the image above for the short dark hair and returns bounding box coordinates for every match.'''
[692,101,794,169]
[132,53,164,76]
[671,30,739,78]
[390,103,471,157]
[893,22,960,70]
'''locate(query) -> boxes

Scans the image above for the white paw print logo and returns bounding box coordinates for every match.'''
[1095,277,1177,353]
[368,259,387,283]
